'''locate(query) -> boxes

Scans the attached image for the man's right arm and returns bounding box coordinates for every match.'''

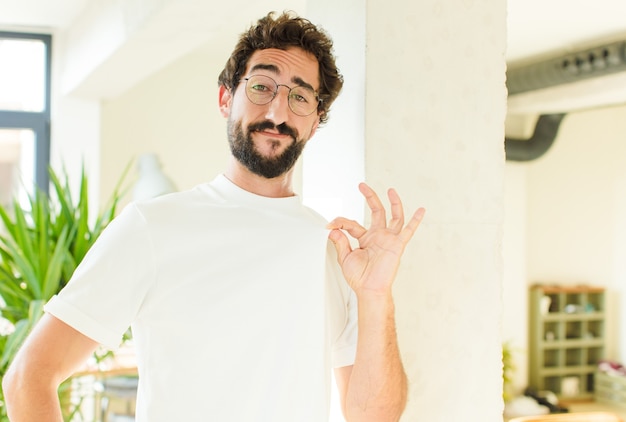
[2,313,99,421]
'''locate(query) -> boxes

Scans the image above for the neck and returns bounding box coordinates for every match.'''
[224,158,296,198]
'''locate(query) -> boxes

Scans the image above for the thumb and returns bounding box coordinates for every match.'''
[328,229,352,264]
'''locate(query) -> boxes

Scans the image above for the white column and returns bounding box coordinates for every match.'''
[365,0,507,420]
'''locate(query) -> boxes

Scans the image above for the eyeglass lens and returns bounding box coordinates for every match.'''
[244,75,318,116]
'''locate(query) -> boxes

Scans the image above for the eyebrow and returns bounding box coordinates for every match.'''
[249,63,317,92]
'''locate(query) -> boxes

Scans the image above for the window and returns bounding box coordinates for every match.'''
[0,32,51,205]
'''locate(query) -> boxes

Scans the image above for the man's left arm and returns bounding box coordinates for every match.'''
[328,183,425,422]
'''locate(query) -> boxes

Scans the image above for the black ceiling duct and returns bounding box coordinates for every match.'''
[505,114,566,162]
[505,39,626,161]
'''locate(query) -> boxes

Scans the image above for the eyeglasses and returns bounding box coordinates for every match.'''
[241,74,321,117]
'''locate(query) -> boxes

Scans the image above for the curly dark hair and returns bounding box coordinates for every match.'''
[218,11,343,124]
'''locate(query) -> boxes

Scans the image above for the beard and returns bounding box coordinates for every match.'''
[227,119,306,179]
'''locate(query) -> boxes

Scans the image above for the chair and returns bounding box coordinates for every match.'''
[95,375,138,422]
[509,412,623,422]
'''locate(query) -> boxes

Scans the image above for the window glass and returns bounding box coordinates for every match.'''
[0,128,35,208]
[0,38,46,112]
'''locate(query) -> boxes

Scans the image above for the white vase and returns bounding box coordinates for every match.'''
[540,295,552,315]
[132,153,176,201]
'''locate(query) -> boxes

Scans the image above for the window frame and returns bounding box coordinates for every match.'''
[0,31,52,194]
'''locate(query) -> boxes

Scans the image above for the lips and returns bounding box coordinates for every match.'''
[248,121,298,141]
[256,129,291,140]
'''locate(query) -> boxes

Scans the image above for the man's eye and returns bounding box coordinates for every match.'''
[252,84,271,92]
[291,93,308,103]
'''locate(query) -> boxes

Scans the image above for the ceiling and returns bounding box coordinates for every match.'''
[2,0,626,112]
[0,0,89,30]
[3,0,626,61]
[506,0,626,63]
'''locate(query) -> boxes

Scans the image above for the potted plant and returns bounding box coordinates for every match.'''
[503,340,517,403]
[0,165,128,421]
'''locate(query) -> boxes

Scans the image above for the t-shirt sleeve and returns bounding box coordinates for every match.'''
[331,286,358,368]
[44,203,154,350]
[326,242,358,368]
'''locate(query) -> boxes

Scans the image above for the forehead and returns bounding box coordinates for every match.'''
[246,47,320,89]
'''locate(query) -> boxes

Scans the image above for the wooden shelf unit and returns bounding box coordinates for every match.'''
[528,284,606,400]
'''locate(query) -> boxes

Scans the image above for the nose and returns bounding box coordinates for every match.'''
[264,86,290,125]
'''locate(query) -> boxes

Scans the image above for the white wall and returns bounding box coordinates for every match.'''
[303,0,366,223]
[49,30,102,213]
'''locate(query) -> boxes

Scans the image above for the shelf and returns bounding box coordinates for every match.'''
[535,284,605,294]
[543,312,605,321]
[541,339,605,348]
[541,365,598,373]
[540,366,597,377]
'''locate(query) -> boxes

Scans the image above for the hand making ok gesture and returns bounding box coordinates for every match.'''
[327,183,425,297]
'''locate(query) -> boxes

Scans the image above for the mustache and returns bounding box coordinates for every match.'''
[248,121,298,140]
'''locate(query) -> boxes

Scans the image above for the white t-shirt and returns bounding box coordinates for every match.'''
[45,175,357,421]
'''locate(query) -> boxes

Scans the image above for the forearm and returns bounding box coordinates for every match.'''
[3,371,64,422]
[345,293,407,422]
[2,314,98,422]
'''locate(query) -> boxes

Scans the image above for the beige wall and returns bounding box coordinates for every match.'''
[502,161,529,393]
[527,105,626,362]
[502,104,626,393]
[100,42,231,208]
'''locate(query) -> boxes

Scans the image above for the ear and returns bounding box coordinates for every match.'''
[218,85,232,118]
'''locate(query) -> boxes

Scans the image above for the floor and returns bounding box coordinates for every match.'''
[564,400,626,419]
[505,400,626,421]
